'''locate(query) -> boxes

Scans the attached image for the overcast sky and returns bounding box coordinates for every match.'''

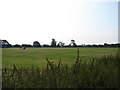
[0,0,119,45]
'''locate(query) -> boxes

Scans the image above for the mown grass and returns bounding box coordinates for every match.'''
[2,47,118,68]
[2,48,119,88]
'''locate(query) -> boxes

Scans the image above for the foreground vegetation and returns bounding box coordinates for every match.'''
[2,48,119,88]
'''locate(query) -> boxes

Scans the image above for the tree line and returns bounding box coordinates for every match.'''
[0,39,120,48]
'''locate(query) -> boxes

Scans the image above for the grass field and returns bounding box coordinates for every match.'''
[2,47,118,68]
[2,47,119,88]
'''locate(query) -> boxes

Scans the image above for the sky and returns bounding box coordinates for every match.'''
[0,0,119,45]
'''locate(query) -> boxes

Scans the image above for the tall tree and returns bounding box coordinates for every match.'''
[57,42,65,47]
[51,39,57,47]
[1,40,11,48]
[69,40,77,47]
[33,41,41,47]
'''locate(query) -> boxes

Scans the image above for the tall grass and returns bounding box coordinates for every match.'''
[2,48,119,88]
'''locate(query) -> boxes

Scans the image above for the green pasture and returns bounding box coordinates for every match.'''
[2,47,118,68]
